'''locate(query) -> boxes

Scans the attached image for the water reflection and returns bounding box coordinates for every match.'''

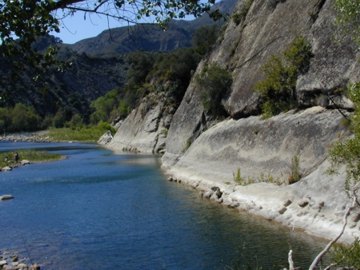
[0,142,326,269]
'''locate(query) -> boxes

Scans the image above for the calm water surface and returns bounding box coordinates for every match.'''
[0,142,326,269]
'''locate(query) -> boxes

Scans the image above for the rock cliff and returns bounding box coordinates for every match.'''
[107,94,173,154]
[107,0,360,242]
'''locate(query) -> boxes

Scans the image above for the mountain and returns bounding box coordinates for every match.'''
[68,0,237,57]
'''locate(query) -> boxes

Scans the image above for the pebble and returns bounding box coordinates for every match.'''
[0,195,14,201]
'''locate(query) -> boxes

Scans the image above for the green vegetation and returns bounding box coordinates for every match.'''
[334,0,360,44]
[196,64,232,117]
[328,87,360,269]
[192,25,220,56]
[232,0,254,25]
[233,168,281,186]
[255,36,312,118]
[0,103,42,133]
[233,168,243,183]
[330,83,360,190]
[48,122,115,142]
[0,150,62,168]
[288,155,301,184]
[90,47,202,124]
[332,238,360,269]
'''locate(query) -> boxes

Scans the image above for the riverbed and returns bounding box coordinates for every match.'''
[0,142,327,269]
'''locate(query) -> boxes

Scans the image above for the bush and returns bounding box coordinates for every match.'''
[288,155,301,184]
[330,82,360,189]
[192,25,219,56]
[332,238,360,269]
[232,0,254,25]
[52,109,67,128]
[255,36,312,118]
[10,103,41,132]
[196,64,232,117]
[65,114,84,129]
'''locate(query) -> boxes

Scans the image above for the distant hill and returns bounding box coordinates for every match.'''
[0,0,237,120]
[68,0,237,57]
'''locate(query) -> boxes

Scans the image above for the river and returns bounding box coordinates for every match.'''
[0,142,327,269]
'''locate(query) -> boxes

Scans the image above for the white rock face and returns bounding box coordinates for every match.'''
[97,130,113,145]
[164,107,347,183]
[107,97,172,154]
[163,108,359,243]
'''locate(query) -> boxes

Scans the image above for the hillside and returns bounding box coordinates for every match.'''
[0,0,236,130]
[69,0,237,57]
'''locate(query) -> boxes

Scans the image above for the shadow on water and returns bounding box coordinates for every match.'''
[0,142,328,270]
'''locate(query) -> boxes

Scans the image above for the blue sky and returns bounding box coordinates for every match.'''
[52,5,198,44]
[53,13,133,44]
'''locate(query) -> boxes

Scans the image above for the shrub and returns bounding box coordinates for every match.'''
[330,82,360,190]
[255,36,312,118]
[331,238,360,269]
[232,0,254,25]
[192,25,219,56]
[288,155,301,184]
[233,168,242,183]
[196,64,232,117]
[65,114,84,129]
[10,103,41,132]
[52,109,67,128]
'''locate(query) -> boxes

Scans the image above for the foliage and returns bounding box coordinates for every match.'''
[334,0,360,44]
[288,155,301,184]
[52,109,68,128]
[332,239,360,269]
[0,150,62,168]
[90,47,200,124]
[233,168,243,184]
[48,122,114,142]
[192,25,220,56]
[330,82,360,190]
[0,103,42,133]
[232,0,254,25]
[255,36,312,118]
[196,64,232,117]
[90,89,121,124]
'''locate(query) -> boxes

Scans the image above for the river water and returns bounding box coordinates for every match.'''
[0,142,326,269]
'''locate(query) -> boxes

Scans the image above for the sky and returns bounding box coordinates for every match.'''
[53,13,133,44]
[51,4,198,44]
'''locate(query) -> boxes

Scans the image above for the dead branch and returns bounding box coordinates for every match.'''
[308,195,357,270]
[288,250,294,270]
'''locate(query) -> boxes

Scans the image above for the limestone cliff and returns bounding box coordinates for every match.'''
[163,0,360,165]
[107,0,360,242]
[107,94,173,154]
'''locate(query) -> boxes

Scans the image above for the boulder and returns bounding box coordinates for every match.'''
[0,195,14,201]
[1,166,12,172]
[20,160,30,166]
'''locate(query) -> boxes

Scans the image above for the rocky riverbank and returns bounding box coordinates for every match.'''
[0,131,52,143]
[0,250,40,270]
